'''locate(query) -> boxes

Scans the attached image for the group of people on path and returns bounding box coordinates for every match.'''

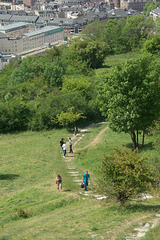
[56,170,90,191]
[60,137,73,158]
[57,125,90,191]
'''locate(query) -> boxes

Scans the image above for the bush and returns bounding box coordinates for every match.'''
[98,148,156,206]
[0,100,30,133]
[17,209,30,218]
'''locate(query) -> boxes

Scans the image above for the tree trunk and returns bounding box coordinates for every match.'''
[142,131,145,147]
[137,130,138,149]
[131,131,136,149]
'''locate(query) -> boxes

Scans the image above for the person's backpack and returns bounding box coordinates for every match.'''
[81,182,84,188]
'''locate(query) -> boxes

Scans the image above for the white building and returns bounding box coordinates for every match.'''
[0,24,63,55]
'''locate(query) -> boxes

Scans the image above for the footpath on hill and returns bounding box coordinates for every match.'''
[61,122,108,200]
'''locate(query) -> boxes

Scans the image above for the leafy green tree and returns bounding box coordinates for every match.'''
[11,55,66,88]
[43,58,66,87]
[63,40,110,71]
[27,92,89,131]
[0,100,30,133]
[44,45,62,61]
[62,76,92,99]
[53,107,86,128]
[11,56,45,85]
[82,20,106,42]
[99,148,156,206]
[142,34,160,54]
[105,18,126,54]
[122,15,154,51]
[98,54,160,149]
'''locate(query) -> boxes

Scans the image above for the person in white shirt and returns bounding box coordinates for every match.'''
[62,142,67,157]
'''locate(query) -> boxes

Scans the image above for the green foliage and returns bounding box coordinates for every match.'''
[43,58,66,87]
[10,55,66,87]
[52,107,86,128]
[0,13,157,134]
[154,17,160,32]
[44,45,62,61]
[62,76,92,99]
[11,56,43,85]
[82,20,106,42]
[122,15,154,51]
[27,92,88,131]
[98,54,160,148]
[105,18,126,54]
[150,120,160,153]
[0,100,30,133]
[142,34,160,54]
[63,40,110,71]
[99,148,156,205]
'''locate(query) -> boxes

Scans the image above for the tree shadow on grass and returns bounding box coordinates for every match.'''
[125,142,154,152]
[110,203,160,213]
[126,204,160,213]
[0,174,19,180]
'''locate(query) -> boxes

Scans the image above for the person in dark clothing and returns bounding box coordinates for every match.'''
[73,126,78,135]
[69,137,73,153]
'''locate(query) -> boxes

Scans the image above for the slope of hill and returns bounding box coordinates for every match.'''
[1,124,160,240]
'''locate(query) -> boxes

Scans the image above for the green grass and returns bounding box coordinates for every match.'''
[1,124,160,240]
[104,52,139,67]
[143,224,160,240]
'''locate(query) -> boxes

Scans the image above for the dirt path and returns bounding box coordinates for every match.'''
[75,126,108,151]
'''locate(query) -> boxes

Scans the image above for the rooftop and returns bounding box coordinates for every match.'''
[0,22,30,32]
[23,25,62,37]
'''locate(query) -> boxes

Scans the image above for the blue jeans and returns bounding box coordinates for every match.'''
[84,181,88,191]
[60,146,63,153]
[69,145,73,153]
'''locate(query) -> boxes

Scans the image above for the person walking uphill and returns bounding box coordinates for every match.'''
[73,126,78,135]
[69,137,73,153]
[60,138,64,154]
[62,142,67,157]
[82,170,90,191]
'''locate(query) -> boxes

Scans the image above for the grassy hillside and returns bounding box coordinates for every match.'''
[1,123,160,240]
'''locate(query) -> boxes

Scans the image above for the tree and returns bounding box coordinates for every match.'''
[82,20,106,42]
[99,148,156,206]
[43,58,66,87]
[44,45,62,61]
[62,76,92,99]
[11,55,66,88]
[98,54,160,148]
[64,40,110,71]
[142,34,160,54]
[105,18,126,54]
[52,107,86,129]
[122,15,153,51]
